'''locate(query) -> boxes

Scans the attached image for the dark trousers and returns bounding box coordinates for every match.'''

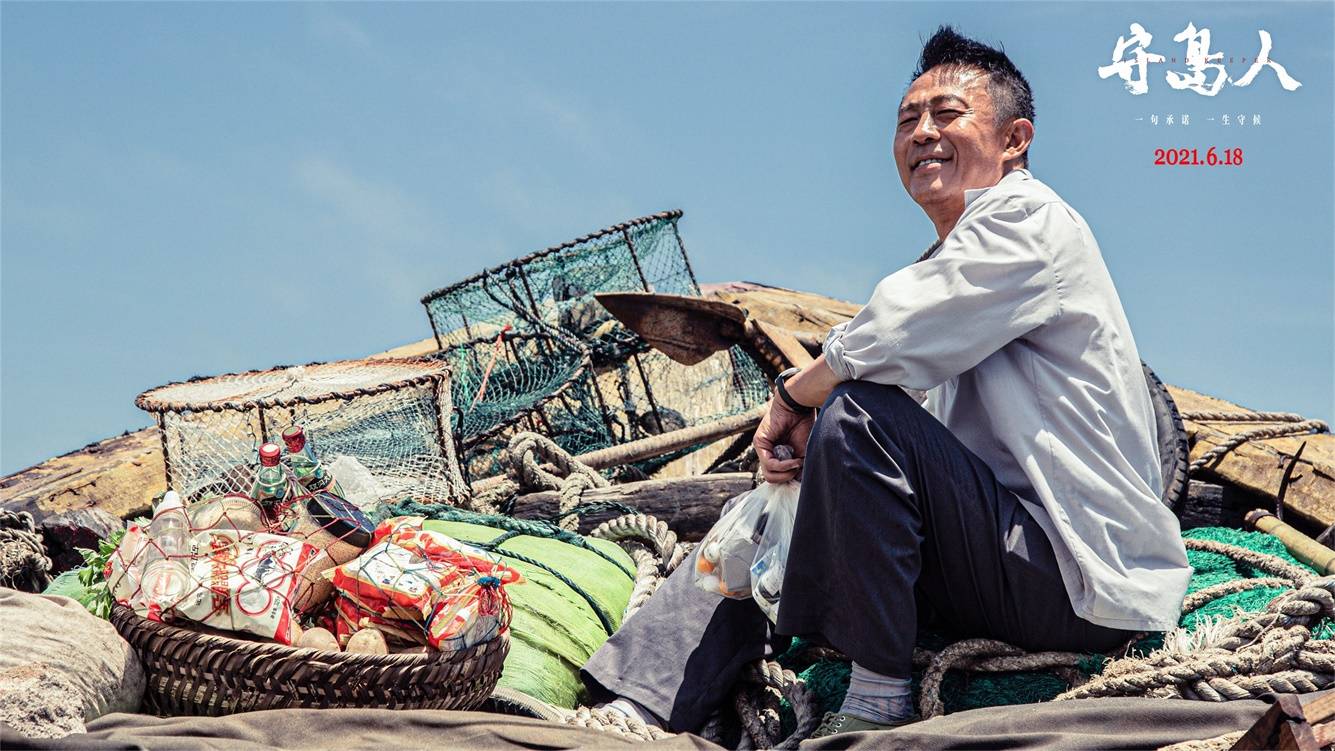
[582,381,1133,733]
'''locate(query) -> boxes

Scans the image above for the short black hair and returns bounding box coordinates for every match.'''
[911,26,1035,167]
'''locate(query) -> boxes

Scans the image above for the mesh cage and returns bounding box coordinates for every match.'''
[420,211,699,354]
[437,331,598,479]
[419,211,771,479]
[136,359,467,505]
[586,346,771,474]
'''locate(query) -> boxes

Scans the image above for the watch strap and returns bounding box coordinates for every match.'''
[775,367,813,412]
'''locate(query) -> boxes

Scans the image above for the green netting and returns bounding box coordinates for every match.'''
[443,333,588,442]
[776,526,1326,729]
[417,518,635,709]
[419,211,771,480]
[421,212,698,353]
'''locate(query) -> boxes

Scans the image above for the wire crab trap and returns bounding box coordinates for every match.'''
[587,345,771,475]
[135,359,468,506]
[420,210,699,358]
[434,330,603,479]
[420,210,771,479]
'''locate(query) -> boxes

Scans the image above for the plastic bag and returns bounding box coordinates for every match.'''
[694,488,769,598]
[750,480,799,623]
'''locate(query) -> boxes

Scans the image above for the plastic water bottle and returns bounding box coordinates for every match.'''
[250,443,289,506]
[139,491,193,615]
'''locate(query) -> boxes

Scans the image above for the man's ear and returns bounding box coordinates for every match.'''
[1003,118,1035,165]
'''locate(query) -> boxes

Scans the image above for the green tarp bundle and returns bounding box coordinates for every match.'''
[423,519,635,709]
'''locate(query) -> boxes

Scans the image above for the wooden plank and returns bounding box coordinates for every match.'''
[0,429,164,521]
[702,282,861,335]
[1170,386,1335,528]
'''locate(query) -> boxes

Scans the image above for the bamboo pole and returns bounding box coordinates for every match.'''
[1246,509,1335,575]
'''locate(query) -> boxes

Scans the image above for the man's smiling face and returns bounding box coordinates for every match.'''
[894,66,1013,221]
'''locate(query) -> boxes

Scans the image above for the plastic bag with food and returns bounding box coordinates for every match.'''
[750,480,800,622]
[171,530,317,644]
[694,488,771,599]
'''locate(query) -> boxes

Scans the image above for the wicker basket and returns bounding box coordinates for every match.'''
[112,604,509,716]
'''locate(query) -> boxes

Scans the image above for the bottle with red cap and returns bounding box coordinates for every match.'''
[250,442,290,506]
[281,425,345,498]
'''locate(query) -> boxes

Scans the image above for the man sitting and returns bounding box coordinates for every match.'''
[582,26,1190,739]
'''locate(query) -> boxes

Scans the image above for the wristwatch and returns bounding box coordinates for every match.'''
[774,367,815,413]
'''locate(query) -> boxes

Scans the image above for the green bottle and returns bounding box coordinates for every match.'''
[250,442,288,505]
[282,425,345,498]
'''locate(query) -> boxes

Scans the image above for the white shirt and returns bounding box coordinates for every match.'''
[824,169,1190,631]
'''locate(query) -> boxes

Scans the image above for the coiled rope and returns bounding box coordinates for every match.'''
[784,537,1335,725]
[1181,410,1329,475]
[1054,538,1335,703]
[0,510,52,593]
[468,431,609,528]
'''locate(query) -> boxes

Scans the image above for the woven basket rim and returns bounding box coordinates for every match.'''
[135,357,451,414]
[419,209,683,306]
[111,602,507,668]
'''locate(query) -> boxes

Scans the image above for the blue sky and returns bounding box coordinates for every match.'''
[3,2,1332,475]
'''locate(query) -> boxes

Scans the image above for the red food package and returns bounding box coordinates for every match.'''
[329,518,521,652]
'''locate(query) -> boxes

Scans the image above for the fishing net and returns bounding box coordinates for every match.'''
[136,359,467,506]
[437,331,596,479]
[419,211,771,478]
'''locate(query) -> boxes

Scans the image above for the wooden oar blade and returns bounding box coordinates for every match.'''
[595,292,747,365]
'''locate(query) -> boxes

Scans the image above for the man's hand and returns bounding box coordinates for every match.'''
[754,398,814,483]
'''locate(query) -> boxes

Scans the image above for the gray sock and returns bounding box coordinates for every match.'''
[838,662,914,724]
[602,696,664,729]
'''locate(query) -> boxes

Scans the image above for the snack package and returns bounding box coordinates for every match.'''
[171,530,317,644]
[327,517,521,652]
[330,538,464,621]
[333,594,428,647]
[694,489,770,598]
[749,480,800,622]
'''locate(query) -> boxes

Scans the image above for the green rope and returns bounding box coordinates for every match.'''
[478,544,617,637]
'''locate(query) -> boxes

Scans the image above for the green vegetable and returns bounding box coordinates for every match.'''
[42,525,126,619]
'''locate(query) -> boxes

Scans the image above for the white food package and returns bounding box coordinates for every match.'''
[170,530,317,644]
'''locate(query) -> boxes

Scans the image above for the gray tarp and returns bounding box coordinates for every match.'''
[0,696,1273,750]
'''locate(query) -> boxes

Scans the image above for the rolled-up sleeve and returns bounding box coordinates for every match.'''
[824,198,1064,390]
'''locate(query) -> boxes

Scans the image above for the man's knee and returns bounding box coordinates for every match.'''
[810,381,918,452]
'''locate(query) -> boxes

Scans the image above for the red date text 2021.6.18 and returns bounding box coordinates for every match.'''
[1153,147,1243,166]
